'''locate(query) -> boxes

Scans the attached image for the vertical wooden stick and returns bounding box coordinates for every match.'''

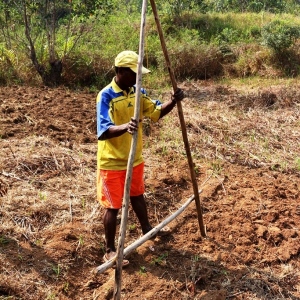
[149,0,206,237]
[113,1,148,299]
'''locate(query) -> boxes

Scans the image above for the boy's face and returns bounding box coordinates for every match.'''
[116,67,137,89]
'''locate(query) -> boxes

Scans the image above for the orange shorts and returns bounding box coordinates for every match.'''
[97,162,145,209]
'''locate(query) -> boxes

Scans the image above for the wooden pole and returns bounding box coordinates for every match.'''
[95,190,202,274]
[149,0,206,237]
[113,1,148,299]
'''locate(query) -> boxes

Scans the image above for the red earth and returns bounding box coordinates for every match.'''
[0,83,299,299]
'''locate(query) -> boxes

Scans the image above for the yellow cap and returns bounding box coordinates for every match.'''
[114,50,150,74]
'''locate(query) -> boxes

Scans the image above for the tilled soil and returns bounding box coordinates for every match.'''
[0,83,299,300]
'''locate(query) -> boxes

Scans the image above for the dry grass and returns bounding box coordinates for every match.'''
[0,136,99,237]
[146,81,300,175]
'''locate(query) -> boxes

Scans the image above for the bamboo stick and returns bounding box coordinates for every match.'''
[113,1,148,299]
[95,190,202,274]
[149,0,206,237]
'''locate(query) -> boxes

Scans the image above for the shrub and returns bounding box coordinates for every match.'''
[232,44,273,77]
[261,20,300,53]
[169,44,224,80]
[214,27,241,44]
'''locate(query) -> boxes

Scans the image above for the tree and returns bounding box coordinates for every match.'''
[0,0,115,86]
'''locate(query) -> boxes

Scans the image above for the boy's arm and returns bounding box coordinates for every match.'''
[159,88,184,119]
[98,118,139,140]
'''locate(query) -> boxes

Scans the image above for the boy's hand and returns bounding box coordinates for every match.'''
[127,117,140,134]
[172,88,184,102]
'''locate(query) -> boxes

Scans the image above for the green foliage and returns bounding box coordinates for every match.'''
[71,0,117,18]
[262,20,300,53]
[96,14,141,54]
[128,223,137,231]
[0,235,9,245]
[38,191,47,201]
[1,1,300,86]
[0,0,123,86]
[231,45,271,77]
[151,252,168,265]
[214,27,241,44]
[0,46,20,84]
[162,12,265,44]
[204,0,286,13]
[0,48,18,67]
[52,264,60,277]
[139,266,147,274]
[156,0,206,17]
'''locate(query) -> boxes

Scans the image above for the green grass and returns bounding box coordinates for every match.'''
[0,235,9,245]
[151,252,168,265]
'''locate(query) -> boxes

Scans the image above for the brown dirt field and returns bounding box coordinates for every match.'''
[0,82,299,300]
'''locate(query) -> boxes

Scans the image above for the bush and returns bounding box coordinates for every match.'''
[231,44,273,77]
[261,20,300,53]
[214,27,241,44]
[204,0,286,13]
[169,44,224,80]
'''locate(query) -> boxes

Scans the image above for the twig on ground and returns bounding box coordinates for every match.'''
[69,199,73,222]
[1,171,23,181]
[8,145,17,160]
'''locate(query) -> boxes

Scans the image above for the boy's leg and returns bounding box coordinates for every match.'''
[130,195,171,237]
[130,163,153,234]
[98,168,123,253]
[103,208,119,253]
[98,169,130,267]
[102,208,130,267]
[130,194,152,234]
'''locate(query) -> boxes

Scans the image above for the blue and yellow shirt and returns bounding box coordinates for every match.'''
[96,78,162,170]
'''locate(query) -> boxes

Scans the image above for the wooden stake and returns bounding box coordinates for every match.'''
[149,0,206,237]
[95,190,202,274]
[113,1,148,299]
